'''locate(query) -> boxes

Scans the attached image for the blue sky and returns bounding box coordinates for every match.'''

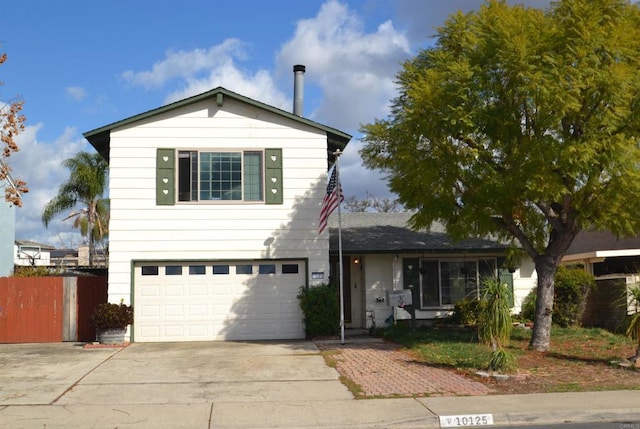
[2,0,550,247]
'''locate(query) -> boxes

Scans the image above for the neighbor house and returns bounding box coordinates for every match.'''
[14,240,55,267]
[562,230,640,277]
[84,66,351,342]
[562,230,640,331]
[329,212,538,329]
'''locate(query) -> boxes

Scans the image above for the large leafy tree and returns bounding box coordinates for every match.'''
[1,51,28,206]
[360,0,640,351]
[42,151,109,266]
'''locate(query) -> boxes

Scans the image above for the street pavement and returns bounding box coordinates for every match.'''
[1,340,640,428]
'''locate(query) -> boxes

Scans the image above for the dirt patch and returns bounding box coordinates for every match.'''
[476,346,640,395]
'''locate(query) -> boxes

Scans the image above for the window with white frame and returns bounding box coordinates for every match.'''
[419,258,497,307]
[178,150,263,202]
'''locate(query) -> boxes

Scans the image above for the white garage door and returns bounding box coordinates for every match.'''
[133,260,306,342]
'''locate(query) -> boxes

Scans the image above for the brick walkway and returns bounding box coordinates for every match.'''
[316,340,493,397]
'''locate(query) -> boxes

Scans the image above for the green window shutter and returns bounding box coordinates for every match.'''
[498,268,515,308]
[156,149,175,205]
[265,148,283,205]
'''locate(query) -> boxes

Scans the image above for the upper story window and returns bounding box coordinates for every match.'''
[178,151,263,202]
[156,148,282,206]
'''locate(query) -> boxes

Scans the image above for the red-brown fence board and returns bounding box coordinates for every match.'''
[0,277,63,343]
[76,276,108,342]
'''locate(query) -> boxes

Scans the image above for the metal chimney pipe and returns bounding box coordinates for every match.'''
[293,64,306,116]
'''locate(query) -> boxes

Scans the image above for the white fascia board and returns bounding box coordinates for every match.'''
[562,249,640,263]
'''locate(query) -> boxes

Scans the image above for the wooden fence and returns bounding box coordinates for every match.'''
[0,276,107,343]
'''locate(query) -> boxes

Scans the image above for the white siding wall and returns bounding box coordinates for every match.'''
[107,98,331,304]
[512,258,537,315]
[362,253,539,324]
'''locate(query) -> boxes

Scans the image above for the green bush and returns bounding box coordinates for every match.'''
[13,266,59,277]
[90,302,133,330]
[489,348,517,372]
[521,289,537,322]
[450,297,487,325]
[520,266,595,327]
[297,283,339,338]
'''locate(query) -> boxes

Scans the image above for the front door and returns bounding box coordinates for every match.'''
[330,255,351,324]
[342,256,352,323]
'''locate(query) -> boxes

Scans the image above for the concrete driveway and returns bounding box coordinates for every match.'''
[0,341,351,406]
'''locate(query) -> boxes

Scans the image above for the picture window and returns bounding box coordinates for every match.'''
[178,150,262,202]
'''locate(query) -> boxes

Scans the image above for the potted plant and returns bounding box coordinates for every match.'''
[90,301,133,345]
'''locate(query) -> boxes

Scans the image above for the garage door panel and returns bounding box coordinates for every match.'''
[188,304,208,316]
[164,305,184,317]
[134,261,306,342]
[164,325,185,338]
[186,324,208,337]
[140,284,161,297]
[188,284,208,295]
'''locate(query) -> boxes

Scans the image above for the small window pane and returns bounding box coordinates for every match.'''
[213,265,230,275]
[141,266,159,276]
[236,264,253,275]
[420,260,440,307]
[244,152,263,201]
[165,265,183,275]
[259,264,276,274]
[189,265,206,275]
[282,264,299,274]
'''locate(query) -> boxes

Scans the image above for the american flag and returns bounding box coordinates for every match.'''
[318,164,344,234]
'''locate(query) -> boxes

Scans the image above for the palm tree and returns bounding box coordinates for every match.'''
[42,151,109,266]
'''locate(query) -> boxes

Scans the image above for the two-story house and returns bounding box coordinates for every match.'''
[84,66,351,342]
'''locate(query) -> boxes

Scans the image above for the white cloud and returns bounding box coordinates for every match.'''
[277,0,410,131]
[120,38,290,111]
[274,0,412,198]
[121,39,248,89]
[65,86,86,101]
[10,124,90,246]
[164,60,289,110]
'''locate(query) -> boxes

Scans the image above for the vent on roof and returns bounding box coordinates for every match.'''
[293,64,306,116]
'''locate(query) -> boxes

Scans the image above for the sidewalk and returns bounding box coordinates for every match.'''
[1,340,640,428]
[2,390,640,428]
[211,390,640,428]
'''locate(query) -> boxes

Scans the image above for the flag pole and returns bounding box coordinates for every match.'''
[334,149,345,344]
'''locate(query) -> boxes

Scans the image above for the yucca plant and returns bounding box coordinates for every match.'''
[478,277,515,372]
[625,284,640,361]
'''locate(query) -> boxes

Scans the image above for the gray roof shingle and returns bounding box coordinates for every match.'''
[329,212,508,254]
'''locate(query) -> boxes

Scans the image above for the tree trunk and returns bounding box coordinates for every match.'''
[88,218,95,267]
[529,256,557,351]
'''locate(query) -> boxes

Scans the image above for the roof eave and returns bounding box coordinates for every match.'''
[83,87,351,163]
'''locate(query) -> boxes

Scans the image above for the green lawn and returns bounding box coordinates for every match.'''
[378,322,634,371]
